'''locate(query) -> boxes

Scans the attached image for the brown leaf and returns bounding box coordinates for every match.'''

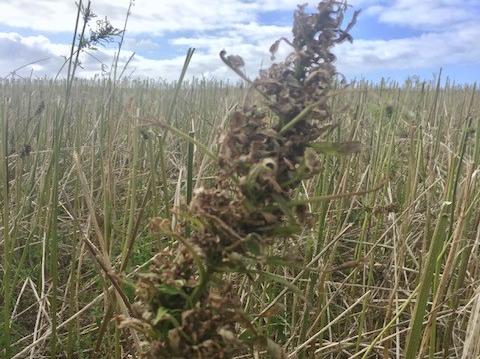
[149,217,171,233]
[269,39,281,61]
[258,303,285,318]
[227,54,245,68]
[168,328,181,354]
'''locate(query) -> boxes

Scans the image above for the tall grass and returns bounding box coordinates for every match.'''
[1,74,478,358]
[0,75,244,358]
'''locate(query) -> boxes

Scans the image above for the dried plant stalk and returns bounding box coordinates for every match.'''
[122,1,360,357]
[462,288,480,358]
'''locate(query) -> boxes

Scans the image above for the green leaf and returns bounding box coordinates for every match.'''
[265,255,303,268]
[156,284,188,299]
[270,223,301,236]
[153,307,169,325]
[238,329,257,344]
[254,270,304,298]
[245,237,262,256]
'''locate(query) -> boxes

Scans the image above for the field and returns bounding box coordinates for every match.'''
[1,74,479,358]
[1,1,480,359]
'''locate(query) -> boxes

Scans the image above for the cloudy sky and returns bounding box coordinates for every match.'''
[0,0,479,83]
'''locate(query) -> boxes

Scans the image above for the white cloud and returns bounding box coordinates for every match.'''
[0,32,123,79]
[0,1,479,82]
[0,32,67,78]
[123,37,160,52]
[171,23,290,52]
[366,0,480,29]
[331,0,480,78]
[0,30,252,81]
[0,0,297,35]
[2,15,480,82]
[0,1,77,33]
[335,22,480,75]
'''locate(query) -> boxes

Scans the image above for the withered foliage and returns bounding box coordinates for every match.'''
[122,1,359,357]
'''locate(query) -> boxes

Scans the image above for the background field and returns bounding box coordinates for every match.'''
[1,74,479,358]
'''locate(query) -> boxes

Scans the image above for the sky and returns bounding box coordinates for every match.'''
[0,0,479,84]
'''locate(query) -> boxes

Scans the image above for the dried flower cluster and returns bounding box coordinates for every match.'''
[123,1,359,357]
[78,1,123,51]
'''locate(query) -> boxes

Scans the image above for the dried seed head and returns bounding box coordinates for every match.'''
[129,2,358,358]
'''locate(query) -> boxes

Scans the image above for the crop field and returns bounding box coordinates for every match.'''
[1,1,480,359]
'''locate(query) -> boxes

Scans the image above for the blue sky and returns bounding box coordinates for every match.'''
[0,0,479,83]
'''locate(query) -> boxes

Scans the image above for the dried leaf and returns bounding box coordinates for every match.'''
[227,54,245,68]
[168,329,181,354]
[149,217,171,233]
[258,303,286,318]
[269,39,281,61]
